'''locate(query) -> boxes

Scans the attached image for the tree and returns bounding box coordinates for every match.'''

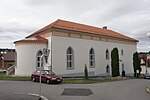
[133,52,141,77]
[111,48,120,77]
[84,64,88,79]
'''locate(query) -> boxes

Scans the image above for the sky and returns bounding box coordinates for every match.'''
[0,0,150,52]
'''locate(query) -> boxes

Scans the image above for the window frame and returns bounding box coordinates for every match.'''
[36,50,44,68]
[106,65,110,74]
[89,48,95,68]
[66,47,74,70]
[121,49,124,56]
[122,63,124,70]
[106,49,109,60]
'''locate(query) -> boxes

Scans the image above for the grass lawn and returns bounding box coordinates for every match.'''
[63,78,109,84]
[0,73,31,81]
[0,72,129,83]
[63,76,128,84]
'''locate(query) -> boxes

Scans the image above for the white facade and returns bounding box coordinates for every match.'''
[51,36,136,77]
[15,44,47,76]
[15,35,137,76]
[14,20,138,76]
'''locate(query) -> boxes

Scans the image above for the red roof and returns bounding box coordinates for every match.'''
[4,52,15,61]
[14,36,48,44]
[34,36,47,40]
[26,19,138,42]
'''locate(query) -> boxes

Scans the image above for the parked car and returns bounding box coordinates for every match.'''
[0,69,6,73]
[31,70,63,84]
[144,73,150,79]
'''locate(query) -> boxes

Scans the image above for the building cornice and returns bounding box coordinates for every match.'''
[51,28,137,45]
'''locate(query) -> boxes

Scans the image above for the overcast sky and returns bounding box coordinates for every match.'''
[0,0,150,52]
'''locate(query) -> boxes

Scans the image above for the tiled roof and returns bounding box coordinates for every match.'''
[26,19,138,42]
[34,36,47,40]
[14,39,48,44]
[4,52,15,61]
[14,36,48,43]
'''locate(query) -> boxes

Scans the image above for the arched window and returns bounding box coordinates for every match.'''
[89,48,95,68]
[106,49,109,60]
[122,63,124,70]
[37,50,43,68]
[106,65,110,74]
[121,49,124,56]
[67,47,74,69]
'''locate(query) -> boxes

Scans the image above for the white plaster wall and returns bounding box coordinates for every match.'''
[141,65,147,74]
[51,36,137,76]
[15,44,47,76]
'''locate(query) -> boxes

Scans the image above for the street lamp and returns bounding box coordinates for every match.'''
[0,51,7,69]
[39,54,46,100]
[39,48,50,100]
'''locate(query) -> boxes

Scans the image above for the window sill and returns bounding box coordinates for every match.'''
[89,66,95,68]
[67,68,74,70]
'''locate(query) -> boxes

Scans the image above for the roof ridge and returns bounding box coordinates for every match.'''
[25,19,138,42]
[25,19,60,38]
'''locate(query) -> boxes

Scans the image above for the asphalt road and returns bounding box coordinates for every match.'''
[0,79,150,100]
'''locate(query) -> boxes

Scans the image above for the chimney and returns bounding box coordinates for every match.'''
[103,26,107,29]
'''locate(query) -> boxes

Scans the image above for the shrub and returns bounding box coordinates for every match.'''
[84,64,88,79]
[133,52,141,77]
[111,48,120,77]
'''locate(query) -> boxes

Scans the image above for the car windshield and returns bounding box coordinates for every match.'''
[35,70,55,75]
[44,70,55,75]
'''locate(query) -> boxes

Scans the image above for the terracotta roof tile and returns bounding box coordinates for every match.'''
[14,39,48,44]
[4,52,15,61]
[34,36,47,40]
[26,19,138,42]
[14,36,48,43]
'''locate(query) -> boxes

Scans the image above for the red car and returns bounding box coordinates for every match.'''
[31,70,63,84]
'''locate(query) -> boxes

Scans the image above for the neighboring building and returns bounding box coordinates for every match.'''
[14,19,138,76]
[139,53,150,74]
[0,49,15,69]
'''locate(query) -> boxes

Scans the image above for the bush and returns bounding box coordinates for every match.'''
[111,48,120,77]
[84,64,88,79]
[133,52,141,77]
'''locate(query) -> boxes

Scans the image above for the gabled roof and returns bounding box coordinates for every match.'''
[4,52,15,61]
[26,19,138,42]
[14,36,48,44]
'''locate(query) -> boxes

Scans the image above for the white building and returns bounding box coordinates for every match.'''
[139,53,150,74]
[14,19,138,76]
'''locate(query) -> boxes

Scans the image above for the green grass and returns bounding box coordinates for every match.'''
[63,79,107,84]
[0,73,130,83]
[63,76,128,84]
[0,73,31,81]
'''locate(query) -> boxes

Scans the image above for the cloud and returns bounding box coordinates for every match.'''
[0,0,149,52]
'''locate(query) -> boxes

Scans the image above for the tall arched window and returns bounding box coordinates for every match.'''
[67,47,74,69]
[122,63,124,70]
[37,50,44,68]
[106,65,110,74]
[121,49,124,56]
[106,49,109,60]
[89,48,95,68]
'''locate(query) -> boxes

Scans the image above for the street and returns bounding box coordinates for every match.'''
[0,79,150,100]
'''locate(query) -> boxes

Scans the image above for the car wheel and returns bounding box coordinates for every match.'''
[46,79,50,84]
[32,77,36,82]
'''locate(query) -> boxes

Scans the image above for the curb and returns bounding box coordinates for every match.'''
[27,93,48,100]
[13,92,48,100]
[145,87,150,94]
